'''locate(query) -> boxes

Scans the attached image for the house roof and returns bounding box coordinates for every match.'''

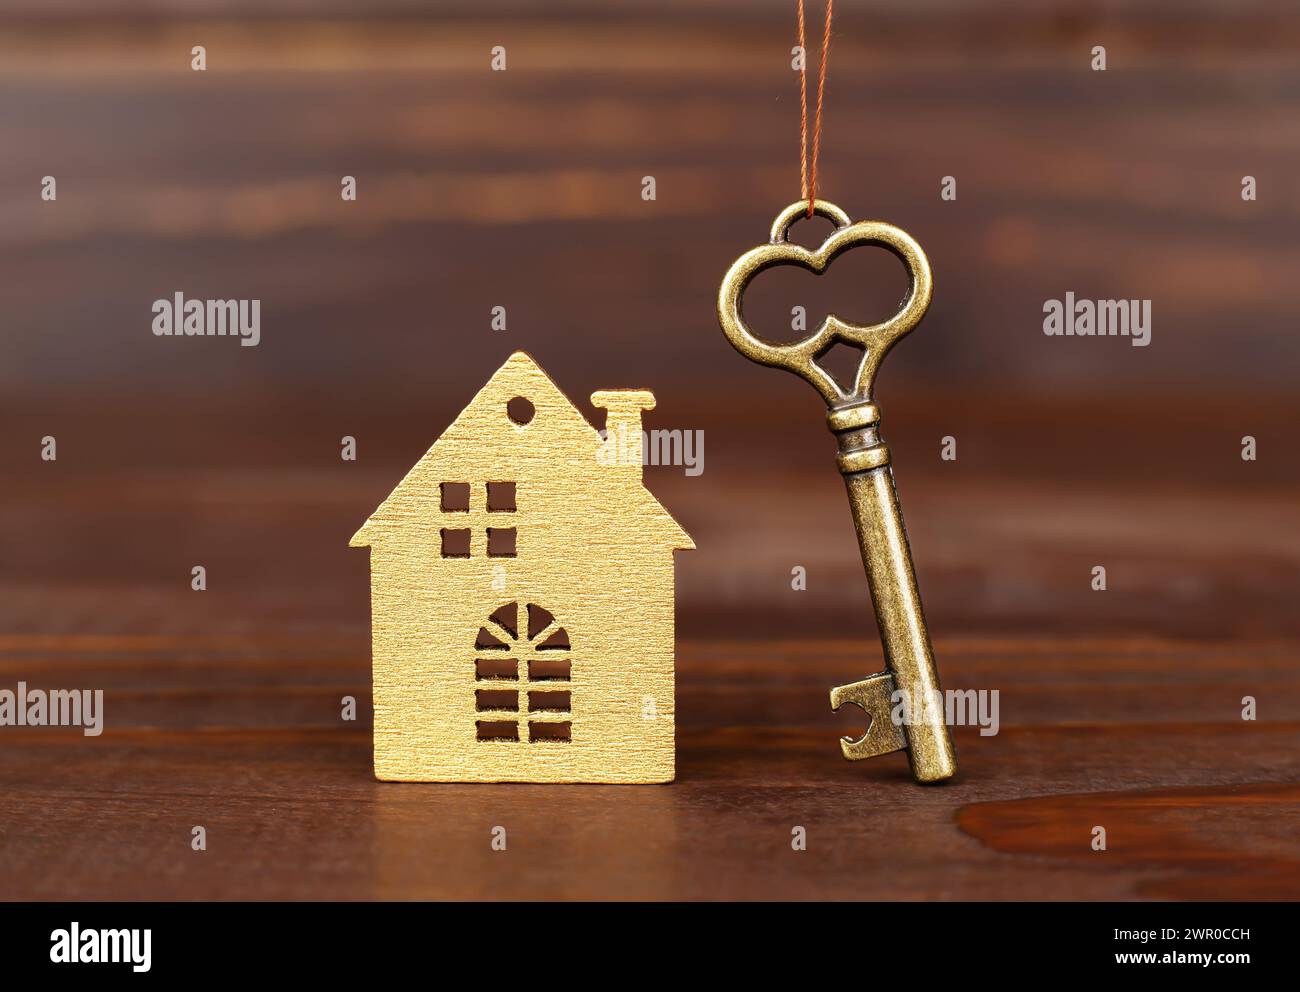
[350,351,694,550]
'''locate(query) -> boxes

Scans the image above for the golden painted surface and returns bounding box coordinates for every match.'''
[350,352,693,783]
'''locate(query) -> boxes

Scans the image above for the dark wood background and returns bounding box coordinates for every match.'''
[1,1,1298,899]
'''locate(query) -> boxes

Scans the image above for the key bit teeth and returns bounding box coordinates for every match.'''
[830,672,908,760]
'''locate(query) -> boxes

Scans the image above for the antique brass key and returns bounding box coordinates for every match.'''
[717,200,956,783]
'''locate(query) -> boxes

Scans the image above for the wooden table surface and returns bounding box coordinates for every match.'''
[2,394,1297,900]
[2,631,1297,901]
[1,2,1298,900]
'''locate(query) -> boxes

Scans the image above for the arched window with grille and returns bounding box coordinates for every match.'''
[473,601,572,743]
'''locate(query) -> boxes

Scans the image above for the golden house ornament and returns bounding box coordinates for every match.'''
[350,351,694,783]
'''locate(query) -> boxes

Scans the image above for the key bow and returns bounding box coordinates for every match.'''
[716,199,933,406]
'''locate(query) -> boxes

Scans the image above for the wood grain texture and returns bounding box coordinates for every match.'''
[0,1,1297,900]
[350,353,692,782]
[0,634,1296,900]
[1,387,1296,897]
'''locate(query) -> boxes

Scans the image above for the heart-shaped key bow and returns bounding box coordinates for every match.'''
[717,199,933,407]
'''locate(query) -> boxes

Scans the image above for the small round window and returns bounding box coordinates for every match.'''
[507,396,535,426]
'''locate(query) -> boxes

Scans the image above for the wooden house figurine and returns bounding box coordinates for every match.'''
[350,351,694,783]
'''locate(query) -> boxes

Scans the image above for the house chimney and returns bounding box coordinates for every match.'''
[591,390,655,477]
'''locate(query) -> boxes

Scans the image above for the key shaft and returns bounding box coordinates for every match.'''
[831,403,956,783]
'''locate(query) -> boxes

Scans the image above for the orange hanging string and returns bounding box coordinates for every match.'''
[797,0,834,217]
[797,0,809,202]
